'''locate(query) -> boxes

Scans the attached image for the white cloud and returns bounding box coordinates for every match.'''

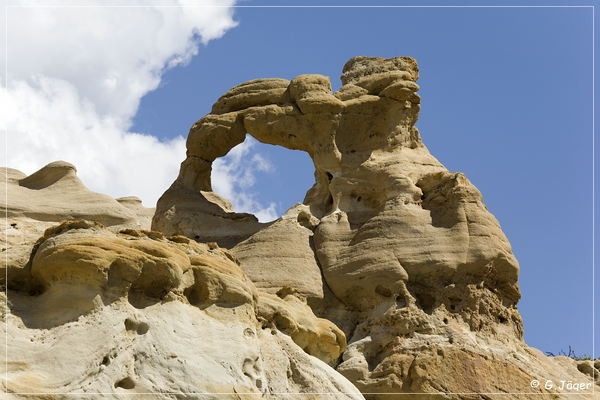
[1,76,188,205]
[0,0,242,208]
[3,0,238,118]
[212,136,279,222]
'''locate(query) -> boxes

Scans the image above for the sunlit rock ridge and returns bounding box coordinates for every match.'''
[2,56,597,399]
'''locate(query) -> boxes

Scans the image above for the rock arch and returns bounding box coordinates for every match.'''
[153,56,519,319]
[149,56,535,396]
[152,56,424,245]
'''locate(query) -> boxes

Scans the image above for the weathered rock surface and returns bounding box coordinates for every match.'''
[116,196,155,230]
[152,56,597,398]
[2,56,595,398]
[1,162,359,398]
[1,161,157,302]
[1,161,153,250]
[2,220,360,398]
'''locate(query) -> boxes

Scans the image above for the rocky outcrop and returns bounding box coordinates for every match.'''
[116,196,155,230]
[152,56,597,398]
[2,56,595,398]
[0,162,359,397]
[1,161,153,249]
[2,220,359,398]
[1,161,156,301]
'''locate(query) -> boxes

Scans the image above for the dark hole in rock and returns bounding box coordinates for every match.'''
[127,289,161,309]
[101,356,110,366]
[128,270,174,308]
[357,196,362,202]
[416,292,435,314]
[577,363,596,377]
[276,286,298,298]
[124,318,137,332]
[10,223,16,227]
[498,316,507,324]
[137,322,149,335]
[184,287,200,306]
[297,211,314,229]
[375,285,392,297]
[115,377,135,389]
[273,313,293,332]
[326,172,333,181]
[443,318,448,324]
[448,297,461,312]
[396,295,406,308]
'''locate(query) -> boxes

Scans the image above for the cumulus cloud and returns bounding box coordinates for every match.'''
[3,1,237,118]
[2,75,187,204]
[212,137,279,222]
[1,0,277,218]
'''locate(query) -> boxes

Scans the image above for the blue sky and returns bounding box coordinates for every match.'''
[2,1,596,360]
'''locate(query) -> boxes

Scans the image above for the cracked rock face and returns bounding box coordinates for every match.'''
[152,56,596,398]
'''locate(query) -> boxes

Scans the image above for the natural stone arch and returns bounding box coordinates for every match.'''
[151,57,534,396]
[153,56,424,245]
[153,56,519,320]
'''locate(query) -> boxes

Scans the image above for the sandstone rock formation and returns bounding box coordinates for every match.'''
[2,220,360,398]
[1,160,153,248]
[1,161,156,303]
[2,56,596,398]
[151,56,597,398]
[116,196,155,230]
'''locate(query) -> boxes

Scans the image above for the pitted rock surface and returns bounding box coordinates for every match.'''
[3,56,595,399]
[151,56,596,399]
[154,55,520,322]
[3,220,358,398]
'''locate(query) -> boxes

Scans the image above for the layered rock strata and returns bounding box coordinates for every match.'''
[1,160,152,247]
[152,56,597,398]
[1,162,155,303]
[2,56,595,398]
[3,220,359,398]
[2,164,361,398]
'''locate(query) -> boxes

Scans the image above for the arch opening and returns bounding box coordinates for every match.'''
[211,134,315,223]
